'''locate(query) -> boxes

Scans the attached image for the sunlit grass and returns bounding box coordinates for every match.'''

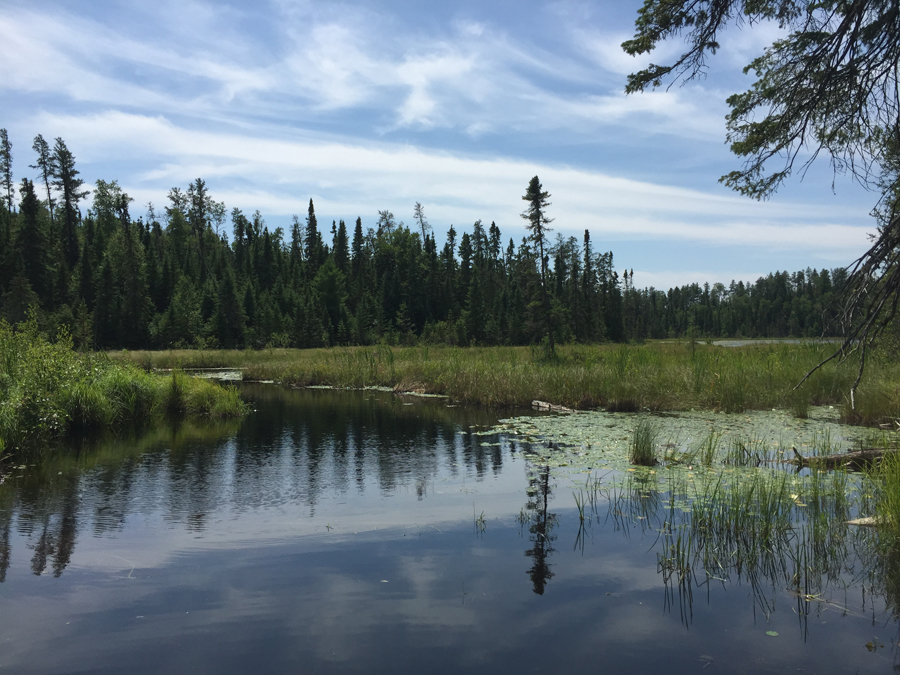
[115,341,900,422]
[0,319,246,450]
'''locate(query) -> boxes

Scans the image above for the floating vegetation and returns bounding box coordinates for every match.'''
[505,405,900,625]
[491,407,896,483]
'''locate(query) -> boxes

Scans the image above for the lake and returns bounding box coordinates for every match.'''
[0,384,897,674]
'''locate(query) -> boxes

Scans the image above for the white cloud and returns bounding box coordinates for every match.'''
[33,111,871,256]
[3,0,873,287]
[0,0,734,144]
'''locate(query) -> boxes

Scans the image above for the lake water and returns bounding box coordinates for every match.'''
[0,385,897,674]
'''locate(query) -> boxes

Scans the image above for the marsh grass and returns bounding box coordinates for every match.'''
[723,435,776,467]
[117,341,900,422]
[596,465,882,626]
[697,429,722,467]
[867,451,900,537]
[629,419,659,466]
[0,319,246,450]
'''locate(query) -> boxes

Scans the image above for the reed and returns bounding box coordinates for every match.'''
[869,451,900,538]
[696,429,722,467]
[629,418,658,466]
[115,341,899,422]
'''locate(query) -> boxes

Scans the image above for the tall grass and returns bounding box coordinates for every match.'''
[629,419,658,466]
[117,341,899,422]
[0,319,246,450]
[868,451,900,538]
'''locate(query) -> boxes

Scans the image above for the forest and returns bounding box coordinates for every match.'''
[0,130,846,351]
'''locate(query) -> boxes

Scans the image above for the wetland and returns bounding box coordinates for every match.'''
[1,382,898,674]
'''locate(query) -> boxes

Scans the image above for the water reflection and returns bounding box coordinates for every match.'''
[524,463,556,594]
[580,467,900,640]
[0,385,898,675]
[0,386,508,581]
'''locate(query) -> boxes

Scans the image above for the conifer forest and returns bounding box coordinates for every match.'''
[0,131,846,350]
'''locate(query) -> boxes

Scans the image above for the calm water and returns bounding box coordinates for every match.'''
[0,385,897,674]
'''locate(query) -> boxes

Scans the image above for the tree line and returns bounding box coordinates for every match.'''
[0,130,844,350]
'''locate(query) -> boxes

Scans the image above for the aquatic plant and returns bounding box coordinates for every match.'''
[474,508,486,533]
[696,429,721,467]
[629,419,658,466]
[869,450,900,538]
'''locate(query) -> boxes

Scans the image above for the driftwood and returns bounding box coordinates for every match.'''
[846,517,878,527]
[791,446,900,470]
[531,400,573,413]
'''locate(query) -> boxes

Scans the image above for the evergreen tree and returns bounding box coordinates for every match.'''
[0,129,13,225]
[290,214,303,274]
[305,199,322,278]
[30,135,55,226]
[214,266,246,348]
[334,219,349,274]
[51,138,89,269]
[413,202,430,240]
[521,176,555,351]
[15,179,52,304]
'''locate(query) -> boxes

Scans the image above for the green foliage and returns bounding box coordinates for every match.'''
[623,1,898,202]
[629,418,658,466]
[0,132,858,352]
[0,318,245,450]
[121,341,891,416]
[868,451,900,539]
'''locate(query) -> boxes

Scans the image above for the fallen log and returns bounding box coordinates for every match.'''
[791,446,900,470]
[532,400,573,413]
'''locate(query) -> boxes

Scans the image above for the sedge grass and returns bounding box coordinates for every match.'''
[629,419,659,466]
[115,341,900,422]
[867,451,900,538]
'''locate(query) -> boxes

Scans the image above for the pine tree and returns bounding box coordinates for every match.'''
[30,135,55,226]
[0,129,13,227]
[16,179,52,304]
[214,266,246,348]
[305,199,321,278]
[51,138,89,269]
[334,219,349,274]
[521,176,555,352]
[413,202,430,240]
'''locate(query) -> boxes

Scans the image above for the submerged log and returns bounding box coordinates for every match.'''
[531,400,573,413]
[846,517,878,527]
[791,446,900,470]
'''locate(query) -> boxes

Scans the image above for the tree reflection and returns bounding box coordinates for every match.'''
[0,386,504,580]
[524,463,557,595]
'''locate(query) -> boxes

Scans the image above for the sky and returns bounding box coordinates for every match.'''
[0,0,879,290]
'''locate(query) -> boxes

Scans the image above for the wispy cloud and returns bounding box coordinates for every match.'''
[1,0,729,142]
[33,110,871,253]
[2,0,871,288]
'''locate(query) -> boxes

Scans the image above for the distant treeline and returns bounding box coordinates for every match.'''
[0,131,844,349]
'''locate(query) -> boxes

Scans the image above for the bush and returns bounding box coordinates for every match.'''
[0,318,246,450]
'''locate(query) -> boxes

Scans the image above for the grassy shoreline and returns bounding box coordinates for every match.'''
[0,321,246,451]
[117,341,900,424]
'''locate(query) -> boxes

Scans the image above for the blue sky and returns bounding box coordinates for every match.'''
[0,0,877,289]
